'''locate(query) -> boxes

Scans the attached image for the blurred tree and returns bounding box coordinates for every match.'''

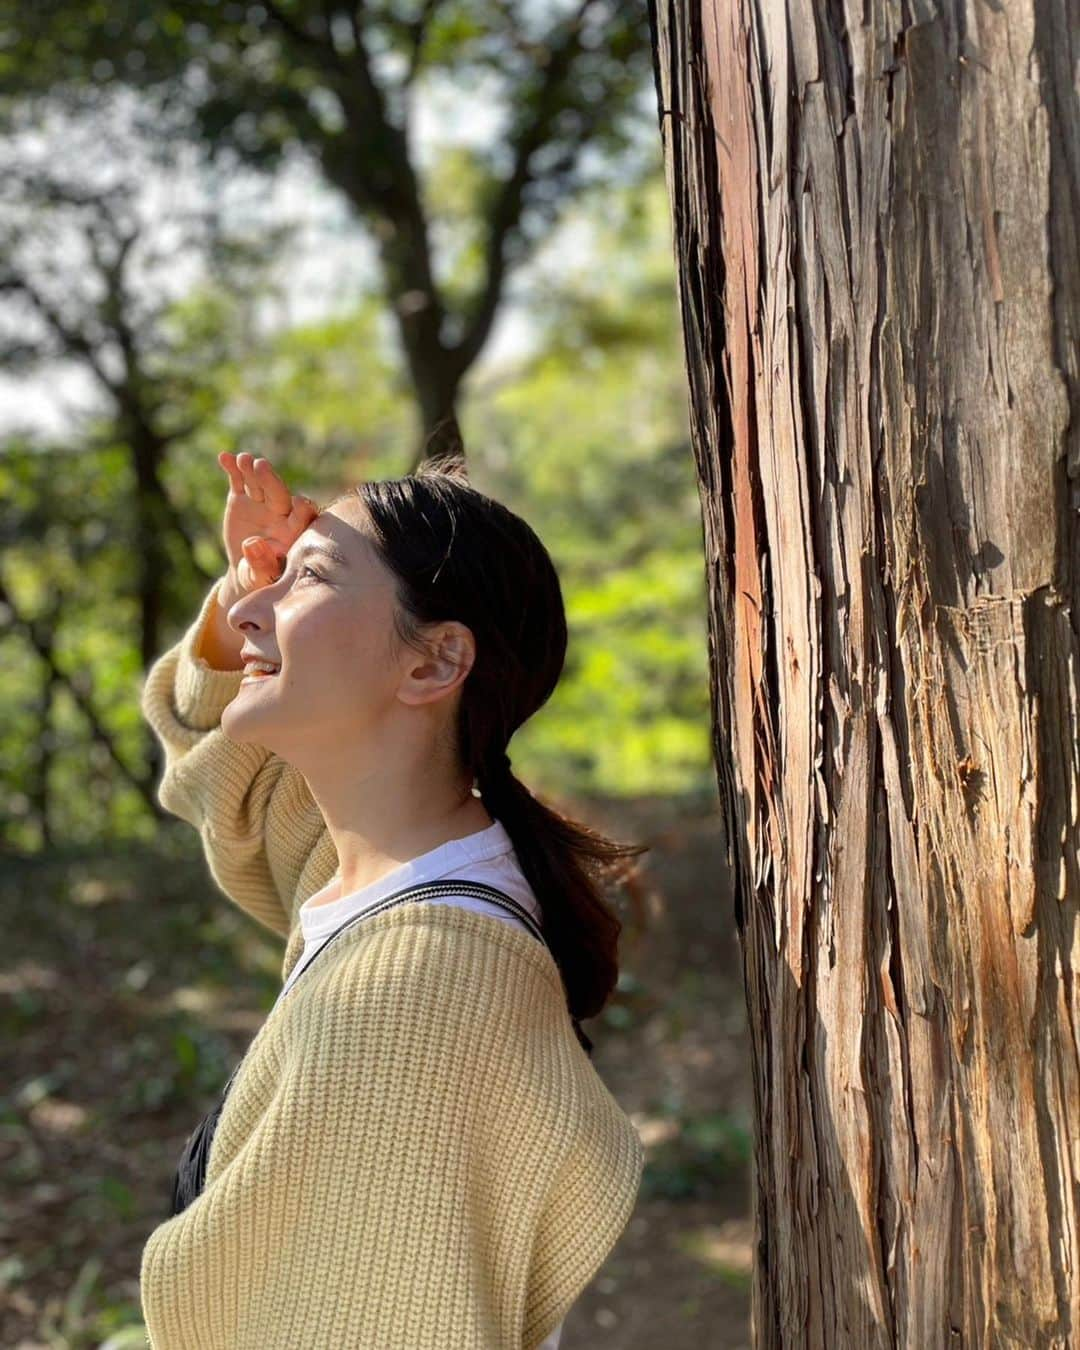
[0,437,168,844]
[3,0,654,463]
[0,107,294,844]
[0,149,287,671]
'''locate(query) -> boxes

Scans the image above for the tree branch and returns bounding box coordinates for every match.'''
[262,0,337,60]
[0,571,161,815]
[401,0,445,85]
[450,0,605,376]
[0,272,119,396]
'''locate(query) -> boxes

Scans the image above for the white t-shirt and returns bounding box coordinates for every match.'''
[279,817,565,1350]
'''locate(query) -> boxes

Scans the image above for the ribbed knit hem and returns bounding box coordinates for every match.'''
[174,577,246,731]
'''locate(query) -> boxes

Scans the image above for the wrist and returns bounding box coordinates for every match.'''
[217,573,244,613]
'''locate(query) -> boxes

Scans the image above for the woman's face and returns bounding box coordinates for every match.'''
[219,502,407,762]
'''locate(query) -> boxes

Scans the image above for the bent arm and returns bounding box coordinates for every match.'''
[140,577,324,938]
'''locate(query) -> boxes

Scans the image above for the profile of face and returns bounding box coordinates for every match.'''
[220,498,476,773]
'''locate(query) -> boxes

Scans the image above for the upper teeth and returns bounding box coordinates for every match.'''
[244,660,280,675]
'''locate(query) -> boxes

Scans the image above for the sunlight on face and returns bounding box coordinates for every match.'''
[220,499,405,761]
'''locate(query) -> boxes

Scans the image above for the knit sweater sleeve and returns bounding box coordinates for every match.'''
[139,577,324,939]
[139,913,642,1350]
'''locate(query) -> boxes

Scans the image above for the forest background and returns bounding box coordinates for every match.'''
[0,5,750,1345]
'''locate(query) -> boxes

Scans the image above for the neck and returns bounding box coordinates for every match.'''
[314,795,497,905]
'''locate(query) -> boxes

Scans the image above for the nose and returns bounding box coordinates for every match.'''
[226,589,272,636]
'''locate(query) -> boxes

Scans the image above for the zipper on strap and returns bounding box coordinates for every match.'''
[284,877,548,996]
[353,878,546,945]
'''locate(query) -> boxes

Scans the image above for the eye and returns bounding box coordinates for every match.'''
[298,565,324,582]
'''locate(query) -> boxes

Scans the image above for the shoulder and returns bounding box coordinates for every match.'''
[269,904,643,1229]
[274,905,592,1146]
[284,902,569,1056]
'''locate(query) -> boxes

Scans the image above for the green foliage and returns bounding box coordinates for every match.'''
[160,296,413,514]
[640,1107,754,1201]
[1,160,709,846]
[1,0,655,302]
[463,175,711,798]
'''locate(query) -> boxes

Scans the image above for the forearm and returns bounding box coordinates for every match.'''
[196,577,245,672]
[139,573,303,937]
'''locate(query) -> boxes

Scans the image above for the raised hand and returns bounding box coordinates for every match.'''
[217,452,320,605]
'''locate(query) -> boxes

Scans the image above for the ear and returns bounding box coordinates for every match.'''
[396,621,477,706]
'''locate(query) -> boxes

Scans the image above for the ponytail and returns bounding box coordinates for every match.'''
[476,765,648,1032]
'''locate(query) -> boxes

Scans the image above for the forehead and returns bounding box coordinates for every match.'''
[287,504,373,568]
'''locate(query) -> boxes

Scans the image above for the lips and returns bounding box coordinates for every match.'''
[240,648,281,670]
[240,664,281,684]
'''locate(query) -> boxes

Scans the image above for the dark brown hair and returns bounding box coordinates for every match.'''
[327,450,648,1031]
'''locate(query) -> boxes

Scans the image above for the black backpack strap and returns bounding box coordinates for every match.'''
[170,1060,242,1217]
[356,877,546,943]
[286,877,594,1057]
[286,877,545,987]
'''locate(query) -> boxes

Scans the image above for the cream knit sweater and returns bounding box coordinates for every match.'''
[137,578,644,1348]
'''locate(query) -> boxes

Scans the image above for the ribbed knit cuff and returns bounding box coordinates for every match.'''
[174,577,246,731]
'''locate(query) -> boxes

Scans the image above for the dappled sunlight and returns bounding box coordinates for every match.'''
[0,960,60,996]
[26,1095,90,1135]
[676,1218,754,1280]
[631,1110,681,1148]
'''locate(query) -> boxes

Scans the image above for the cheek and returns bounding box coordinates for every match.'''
[284,603,387,680]
[278,587,398,676]
[338,622,391,680]
[275,596,336,665]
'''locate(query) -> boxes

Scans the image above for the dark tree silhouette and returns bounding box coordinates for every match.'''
[4,0,654,461]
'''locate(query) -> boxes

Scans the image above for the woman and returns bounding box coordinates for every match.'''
[138,450,647,1348]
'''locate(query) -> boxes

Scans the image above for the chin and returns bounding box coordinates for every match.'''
[221,701,264,742]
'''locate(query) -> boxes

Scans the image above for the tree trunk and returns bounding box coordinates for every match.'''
[647,0,1079,1344]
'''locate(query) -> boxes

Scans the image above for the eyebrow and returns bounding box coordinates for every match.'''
[291,540,350,568]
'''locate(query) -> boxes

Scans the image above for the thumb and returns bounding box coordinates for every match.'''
[240,536,285,590]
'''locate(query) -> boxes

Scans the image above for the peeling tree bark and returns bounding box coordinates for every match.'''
[647,0,1079,1344]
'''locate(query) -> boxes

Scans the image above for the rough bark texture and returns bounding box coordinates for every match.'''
[647,0,1079,1344]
